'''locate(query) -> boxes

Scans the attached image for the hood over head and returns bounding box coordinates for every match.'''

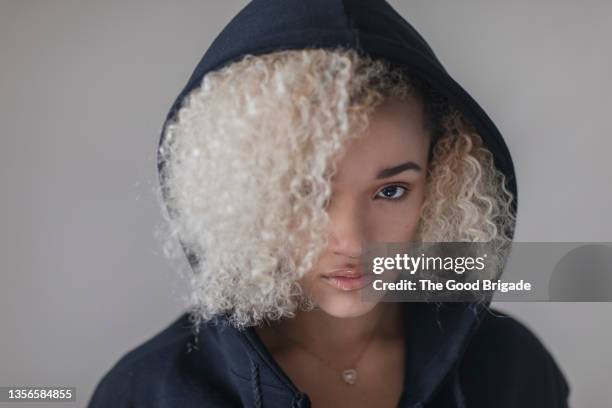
[155,0,518,406]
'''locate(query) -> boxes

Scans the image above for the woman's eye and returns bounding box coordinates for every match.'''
[375,185,410,201]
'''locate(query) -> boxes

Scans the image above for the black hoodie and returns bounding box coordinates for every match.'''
[89,1,571,407]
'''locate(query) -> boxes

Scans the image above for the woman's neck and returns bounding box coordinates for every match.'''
[260,302,405,354]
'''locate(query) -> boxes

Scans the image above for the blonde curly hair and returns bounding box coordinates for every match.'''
[155,47,516,329]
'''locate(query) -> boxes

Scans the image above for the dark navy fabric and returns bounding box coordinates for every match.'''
[88,306,570,407]
[89,1,570,406]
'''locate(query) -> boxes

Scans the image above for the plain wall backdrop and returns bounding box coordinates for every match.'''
[1,1,611,407]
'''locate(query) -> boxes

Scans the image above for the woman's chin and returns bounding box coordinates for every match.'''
[299,275,382,319]
[313,293,379,319]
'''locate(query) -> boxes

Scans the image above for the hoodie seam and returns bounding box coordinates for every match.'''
[416,306,484,405]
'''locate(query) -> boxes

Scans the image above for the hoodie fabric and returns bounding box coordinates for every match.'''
[89,0,570,406]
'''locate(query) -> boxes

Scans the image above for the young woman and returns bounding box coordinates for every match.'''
[89,1,570,407]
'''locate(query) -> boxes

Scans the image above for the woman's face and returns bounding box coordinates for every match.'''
[299,96,431,318]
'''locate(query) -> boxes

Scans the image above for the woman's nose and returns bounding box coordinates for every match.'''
[326,199,364,258]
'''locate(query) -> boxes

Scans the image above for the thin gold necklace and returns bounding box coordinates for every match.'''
[271,317,385,385]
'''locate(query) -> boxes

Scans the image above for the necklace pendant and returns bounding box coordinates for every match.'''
[341,368,358,385]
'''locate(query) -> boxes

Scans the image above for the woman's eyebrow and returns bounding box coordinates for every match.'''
[375,161,422,179]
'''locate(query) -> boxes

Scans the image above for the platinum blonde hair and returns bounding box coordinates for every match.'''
[156,47,516,329]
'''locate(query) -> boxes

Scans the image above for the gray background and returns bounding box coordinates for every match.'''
[1,1,610,407]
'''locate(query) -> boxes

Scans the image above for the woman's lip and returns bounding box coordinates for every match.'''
[321,273,374,291]
[323,268,363,278]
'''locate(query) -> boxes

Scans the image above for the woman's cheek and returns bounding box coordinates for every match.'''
[367,200,422,241]
[403,217,421,241]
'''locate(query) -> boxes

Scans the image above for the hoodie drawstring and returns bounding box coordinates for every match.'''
[250,358,263,408]
[452,369,467,408]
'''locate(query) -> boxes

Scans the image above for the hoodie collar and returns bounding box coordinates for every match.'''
[214,301,486,407]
